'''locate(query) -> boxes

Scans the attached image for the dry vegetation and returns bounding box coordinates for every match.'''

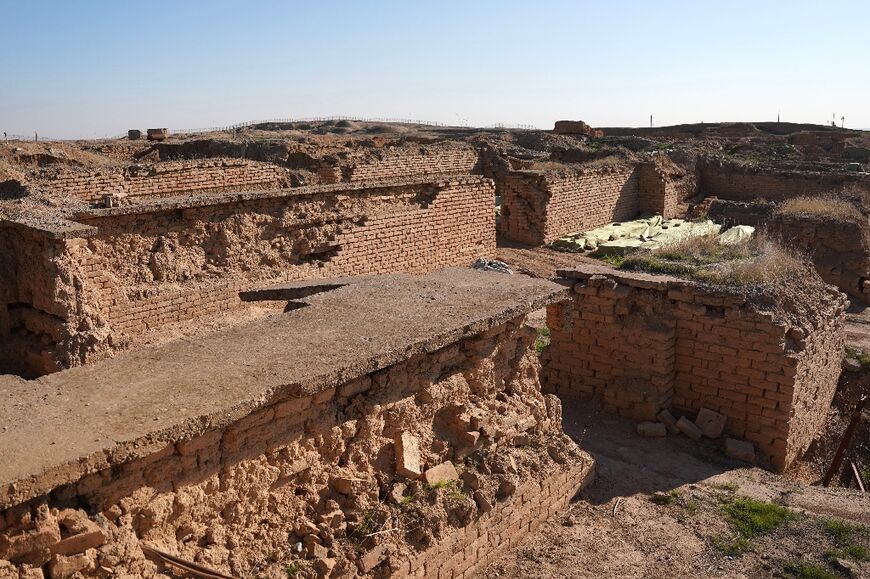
[613,234,808,286]
[777,195,863,222]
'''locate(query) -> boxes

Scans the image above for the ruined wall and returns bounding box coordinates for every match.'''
[698,158,870,202]
[1,177,496,372]
[318,146,481,184]
[498,165,640,245]
[544,268,847,471]
[638,157,693,218]
[765,214,870,301]
[47,159,294,203]
[0,317,592,579]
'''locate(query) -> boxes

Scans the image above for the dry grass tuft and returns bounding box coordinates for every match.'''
[619,234,806,286]
[777,196,862,222]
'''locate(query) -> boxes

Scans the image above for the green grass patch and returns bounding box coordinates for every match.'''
[285,562,301,577]
[712,482,740,493]
[721,498,794,538]
[845,346,870,367]
[599,254,625,267]
[782,562,840,579]
[711,535,751,556]
[821,518,870,562]
[534,327,551,353]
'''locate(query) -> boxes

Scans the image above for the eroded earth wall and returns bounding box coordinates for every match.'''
[318,146,481,184]
[543,267,847,471]
[0,316,592,579]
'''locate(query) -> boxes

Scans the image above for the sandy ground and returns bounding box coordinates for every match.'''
[481,399,870,579]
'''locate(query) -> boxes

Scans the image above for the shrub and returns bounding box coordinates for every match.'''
[777,196,862,222]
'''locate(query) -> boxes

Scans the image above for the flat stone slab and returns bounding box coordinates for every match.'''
[0,268,567,508]
[239,275,377,302]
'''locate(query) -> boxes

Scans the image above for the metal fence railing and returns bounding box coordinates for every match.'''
[2,116,540,142]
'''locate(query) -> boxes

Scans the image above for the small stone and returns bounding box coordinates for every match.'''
[314,557,336,578]
[460,431,481,447]
[389,482,407,505]
[513,433,530,446]
[496,480,517,501]
[657,409,680,434]
[724,438,756,463]
[51,510,106,556]
[694,408,727,439]
[18,565,44,579]
[676,416,703,440]
[461,470,481,490]
[473,490,492,513]
[424,461,459,486]
[358,544,386,573]
[47,553,91,579]
[637,422,667,437]
[394,432,423,479]
[328,476,364,496]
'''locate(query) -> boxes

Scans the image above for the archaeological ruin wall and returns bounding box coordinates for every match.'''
[497,160,689,246]
[46,159,295,203]
[698,158,870,202]
[0,176,496,375]
[317,145,481,184]
[707,198,870,301]
[543,265,847,471]
[0,271,593,579]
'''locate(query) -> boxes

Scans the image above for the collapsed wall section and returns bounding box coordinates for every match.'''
[698,158,870,202]
[0,176,496,373]
[0,271,593,579]
[544,265,846,471]
[46,159,295,203]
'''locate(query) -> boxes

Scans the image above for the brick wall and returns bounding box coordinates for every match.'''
[698,158,870,202]
[319,146,481,184]
[1,176,496,373]
[544,266,847,471]
[765,214,870,300]
[0,316,594,578]
[48,158,294,203]
[497,161,687,246]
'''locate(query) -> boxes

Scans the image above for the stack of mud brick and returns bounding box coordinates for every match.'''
[49,159,293,203]
[544,267,847,471]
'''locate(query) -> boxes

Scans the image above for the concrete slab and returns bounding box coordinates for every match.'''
[0,268,567,508]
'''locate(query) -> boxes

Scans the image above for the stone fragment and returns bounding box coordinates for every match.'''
[459,431,480,447]
[657,409,680,434]
[424,461,459,486]
[496,480,517,501]
[473,490,492,513]
[694,408,727,439]
[394,432,422,479]
[47,553,91,579]
[724,438,756,463]
[461,470,481,490]
[51,510,105,556]
[637,422,667,437]
[358,544,386,573]
[328,476,364,496]
[19,565,45,579]
[389,482,407,505]
[676,416,703,440]
[314,557,336,578]
[0,509,60,566]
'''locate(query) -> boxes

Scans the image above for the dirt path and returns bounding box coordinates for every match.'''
[481,400,870,578]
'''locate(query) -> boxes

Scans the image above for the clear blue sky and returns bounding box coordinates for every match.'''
[2,0,868,138]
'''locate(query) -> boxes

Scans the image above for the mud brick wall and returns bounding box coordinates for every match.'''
[765,214,870,301]
[698,159,870,202]
[48,159,294,203]
[1,177,496,373]
[319,146,481,184]
[544,268,847,471]
[638,160,688,218]
[0,222,95,377]
[0,317,592,579]
[498,165,641,245]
